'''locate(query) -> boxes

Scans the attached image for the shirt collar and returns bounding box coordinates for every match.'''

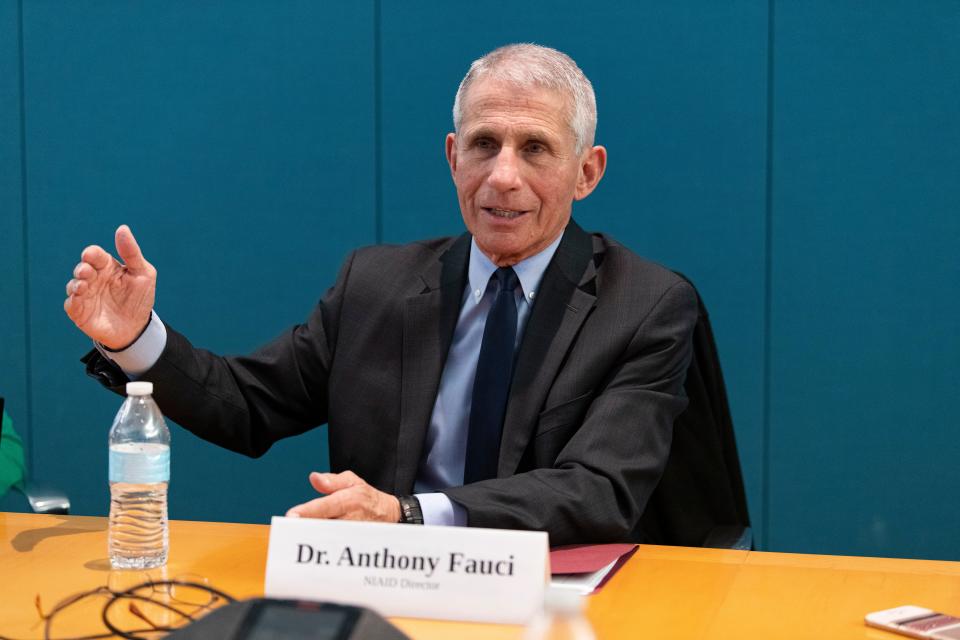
[467,230,565,304]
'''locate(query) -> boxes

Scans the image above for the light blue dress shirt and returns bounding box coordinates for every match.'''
[97,231,564,526]
[414,233,563,524]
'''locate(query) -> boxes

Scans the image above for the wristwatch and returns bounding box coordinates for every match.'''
[397,495,424,525]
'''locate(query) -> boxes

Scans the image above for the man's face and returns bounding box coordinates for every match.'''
[446,79,606,266]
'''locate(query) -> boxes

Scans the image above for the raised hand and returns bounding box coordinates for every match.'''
[64,225,157,350]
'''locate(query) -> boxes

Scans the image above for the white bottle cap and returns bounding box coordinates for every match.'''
[543,586,586,614]
[126,381,154,396]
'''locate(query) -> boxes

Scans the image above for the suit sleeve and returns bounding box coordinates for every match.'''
[441,280,698,546]
[82,251,356,458]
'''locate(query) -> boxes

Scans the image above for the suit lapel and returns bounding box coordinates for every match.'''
[498,220,598,476]
[395,234,471,493]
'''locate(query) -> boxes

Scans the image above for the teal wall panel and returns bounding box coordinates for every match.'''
[770,1,960,559]
[21,1,375,523]
[0,1,28,454]
[380,1,769,543]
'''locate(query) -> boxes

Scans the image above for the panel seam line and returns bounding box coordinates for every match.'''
[17,0,35,472]
[761,0,775,551]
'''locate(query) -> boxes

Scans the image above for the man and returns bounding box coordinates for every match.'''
[64,44,697,545]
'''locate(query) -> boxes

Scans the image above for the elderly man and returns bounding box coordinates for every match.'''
[65,44,697,545]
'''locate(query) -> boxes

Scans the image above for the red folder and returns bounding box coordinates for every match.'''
[549,543,638,594]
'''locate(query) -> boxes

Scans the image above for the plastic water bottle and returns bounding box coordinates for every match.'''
[108,381,170,569]
[523,587,597,640]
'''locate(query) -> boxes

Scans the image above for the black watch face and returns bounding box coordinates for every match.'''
[399,497,420,523]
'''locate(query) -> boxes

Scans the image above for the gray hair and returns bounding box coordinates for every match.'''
[452,44,597,155]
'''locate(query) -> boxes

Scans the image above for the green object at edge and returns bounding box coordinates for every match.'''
[0,411,26,497]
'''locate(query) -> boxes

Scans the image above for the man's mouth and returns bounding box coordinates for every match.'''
[483,207,527,220]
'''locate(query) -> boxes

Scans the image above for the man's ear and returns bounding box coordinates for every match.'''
[574,145,607,200]
[445,133,458,177]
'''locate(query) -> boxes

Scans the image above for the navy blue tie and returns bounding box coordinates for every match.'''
[464,267,520,484]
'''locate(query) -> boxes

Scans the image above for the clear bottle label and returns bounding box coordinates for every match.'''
[109,443,170,484]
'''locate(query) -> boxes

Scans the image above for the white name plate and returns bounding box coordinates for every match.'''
[264,516,549,624]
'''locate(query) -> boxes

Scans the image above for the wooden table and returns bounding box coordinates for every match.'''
[2,512,959,639]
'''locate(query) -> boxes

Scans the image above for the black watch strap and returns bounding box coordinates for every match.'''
[397,495,424,525]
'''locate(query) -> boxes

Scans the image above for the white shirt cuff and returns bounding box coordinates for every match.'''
[415,492,467,527]
[94,310,167,378]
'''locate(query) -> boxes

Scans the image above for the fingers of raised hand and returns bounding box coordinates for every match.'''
[80,245,113,272]
[66,255,104,305]
[63,294,80,316]
[75,259,100,279]
[65,279,88,297]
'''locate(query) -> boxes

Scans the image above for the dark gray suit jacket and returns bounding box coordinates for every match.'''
[84,220,697,545]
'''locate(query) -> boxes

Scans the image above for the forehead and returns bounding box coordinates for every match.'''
[459,79,573,137]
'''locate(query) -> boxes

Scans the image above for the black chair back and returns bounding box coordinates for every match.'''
[636,276,752,548]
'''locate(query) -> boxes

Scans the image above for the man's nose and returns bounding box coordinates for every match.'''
[487,148,522,191]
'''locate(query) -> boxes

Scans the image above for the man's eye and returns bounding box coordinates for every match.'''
[525,142,546,154]
[475,138,495,150]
